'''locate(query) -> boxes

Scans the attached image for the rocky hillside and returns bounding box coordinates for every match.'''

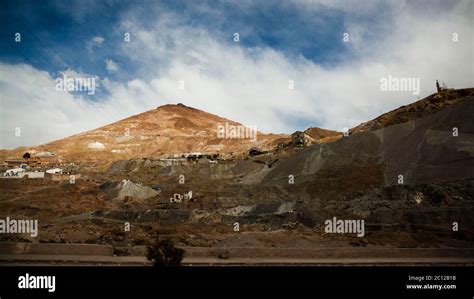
[263,93,474,187]
[304,127,342,143]
[350,88,474,134]
[0,103,289,164]
[2,88,473,166]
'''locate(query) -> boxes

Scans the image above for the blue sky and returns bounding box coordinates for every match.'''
[0,0,472,148]
[1,0,357,79]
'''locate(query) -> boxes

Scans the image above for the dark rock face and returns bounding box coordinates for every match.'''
[264,97,474,188]
[381,97,474,186]
[255,98,474,243]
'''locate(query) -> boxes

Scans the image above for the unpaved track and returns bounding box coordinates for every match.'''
[1,254,474,266]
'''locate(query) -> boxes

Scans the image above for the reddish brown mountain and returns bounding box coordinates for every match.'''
[0,103,289,165]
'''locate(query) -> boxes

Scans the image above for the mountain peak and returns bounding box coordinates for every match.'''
[4,103,289,163]
[157,102,192,109]
[156,102,202,114]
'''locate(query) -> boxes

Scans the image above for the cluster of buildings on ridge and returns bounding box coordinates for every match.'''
[1,152,80,181]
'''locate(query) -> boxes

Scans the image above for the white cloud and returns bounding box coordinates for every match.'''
[92,36,104,44]
[0,1,472,149]
[105,59,119,73]
[60,68,100,82]
[116,1,473,132]
[86,36,105,52]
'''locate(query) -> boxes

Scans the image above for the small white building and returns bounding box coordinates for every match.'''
[183,191,193,201]
[170,191,193,203]
[4,168,26,177]
[20,171,45,179]
[170,194,183,203]
[46,168,62,174]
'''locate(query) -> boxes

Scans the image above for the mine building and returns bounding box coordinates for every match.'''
[44,172,81,181]
[3,168,26,177]
[183,190,193,201]
[170,194,183,203]
[4,159,25,168]
[46,168,63,174]
[291,131,315,147]
[168,152,220,162]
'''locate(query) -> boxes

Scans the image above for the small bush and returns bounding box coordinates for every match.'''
[217,250,230,259]
[147,238,184,266]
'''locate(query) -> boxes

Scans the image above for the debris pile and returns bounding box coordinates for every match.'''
[100,179,158,201]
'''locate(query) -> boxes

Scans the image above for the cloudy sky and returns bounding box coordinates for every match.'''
[0,0,472,149]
